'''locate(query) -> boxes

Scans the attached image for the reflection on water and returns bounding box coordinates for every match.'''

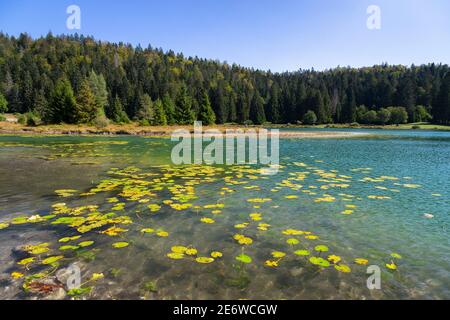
[0,130,449,300]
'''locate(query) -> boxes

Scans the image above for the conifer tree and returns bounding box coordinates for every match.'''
[198,91,216,125]
[175,86,195,125]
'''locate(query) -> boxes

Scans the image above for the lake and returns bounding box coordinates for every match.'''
[0,128,448,299]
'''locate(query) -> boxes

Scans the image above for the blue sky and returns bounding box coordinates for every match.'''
[0,0,449,72]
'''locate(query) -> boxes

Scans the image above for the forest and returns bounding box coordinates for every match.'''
[0,33,449,126]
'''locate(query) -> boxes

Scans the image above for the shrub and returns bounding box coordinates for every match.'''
[17,114,27,124]
[0,114,6,122]
[93,110,109,129]
[25,112,41,126]
[303,110,318,125]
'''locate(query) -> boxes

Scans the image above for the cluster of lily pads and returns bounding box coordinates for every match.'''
[0,152,419,299]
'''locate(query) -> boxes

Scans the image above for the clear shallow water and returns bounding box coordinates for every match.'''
[0,129,448,300]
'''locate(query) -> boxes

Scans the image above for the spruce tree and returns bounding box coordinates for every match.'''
[153,98,167,125]
[198,91,216,125]
[48,79,77,124]
[250,90,266,125]
[75,79,98,123]
[162,94,176,125]
[136,94,154,125]
[111,95,130,123]
[175,86,194,125]
[434,72,450,124]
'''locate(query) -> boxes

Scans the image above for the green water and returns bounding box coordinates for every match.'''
[0,129,448,300]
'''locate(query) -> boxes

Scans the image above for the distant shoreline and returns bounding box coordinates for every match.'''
[0,122,372,139]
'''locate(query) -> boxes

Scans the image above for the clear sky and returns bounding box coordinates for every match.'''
[0,0,449,72]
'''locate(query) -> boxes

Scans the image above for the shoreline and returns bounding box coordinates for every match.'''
[0,122,370,139]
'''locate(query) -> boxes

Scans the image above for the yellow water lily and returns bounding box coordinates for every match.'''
[167,252,185,260]
[271,251,286,258]
[211,251,223,258]
[328,255,341,264]
[386,262,397,270]
[185,248,198,256]
[334,264,351,273]
[11,272,24,279]
[354,258,369,265]
[233,234,253,245]
[91,273,104,281]
[282,229,303,236]
[200,217,215,224]
[156,231,169,237]
[265,260,279,267]
[249,213,262,221]
[171,246,188,254]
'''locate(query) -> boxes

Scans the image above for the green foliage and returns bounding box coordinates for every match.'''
[75,79,99,123]
[136,94,154,125]
[250,90,266,125]
[153,99,167,125]
[25,111,41,126]
[387,106,408,124]
[47,78,77,124]
[17,113,26,124]
[110,95,130,124]
[0,92,8,113]
[198,91,216,125]
[0,33,448,126]
[303,110,318,125]
[0,114,5,122]
[175,86,195,125]
[162,94,176,125]
[377,108,391,125]
[88,71,108,111]
[413,106,432,122]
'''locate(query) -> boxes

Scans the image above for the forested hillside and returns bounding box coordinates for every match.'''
[0,33,449,126]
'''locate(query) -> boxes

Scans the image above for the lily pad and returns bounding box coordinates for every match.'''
[235,254,252,264]
[112,242,129,249]
[294,250,310,256]
[309,257,330,268]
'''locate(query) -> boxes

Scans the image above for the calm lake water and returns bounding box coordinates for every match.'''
[0,129,448,300]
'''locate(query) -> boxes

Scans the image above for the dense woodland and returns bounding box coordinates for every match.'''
[0,33,449,126]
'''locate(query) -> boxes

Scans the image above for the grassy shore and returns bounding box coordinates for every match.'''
[268,122,450,131]
[0,121,370,138]
[1,118,449,138]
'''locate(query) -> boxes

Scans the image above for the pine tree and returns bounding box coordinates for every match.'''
[75,79,99,123]
[47,79,77,124]
[175,86,195,125]
[198,91,216,125]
